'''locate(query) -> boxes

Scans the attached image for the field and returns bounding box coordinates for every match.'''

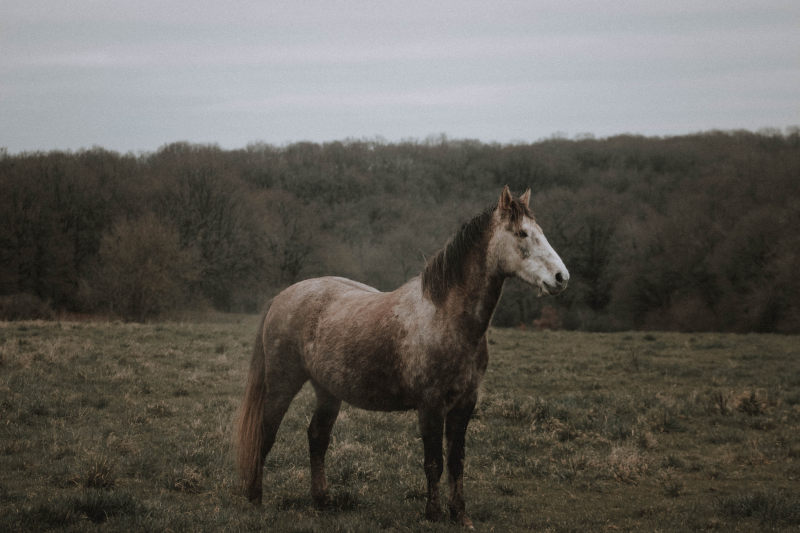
[1,317,799,532]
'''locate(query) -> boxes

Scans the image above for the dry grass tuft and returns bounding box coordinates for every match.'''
[167,465,204,493]
[735,390,768,416]
[83,456,116,490]
[603,445,649,484]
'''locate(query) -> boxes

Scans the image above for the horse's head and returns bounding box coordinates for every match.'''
[488,186,569,296]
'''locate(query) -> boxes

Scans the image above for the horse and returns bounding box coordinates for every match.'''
[236,186,569,527]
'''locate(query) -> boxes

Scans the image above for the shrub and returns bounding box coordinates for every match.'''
[0,293,54,320]
[88,213,198,321]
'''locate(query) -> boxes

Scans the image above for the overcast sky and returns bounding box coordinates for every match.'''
[2,1,798,153]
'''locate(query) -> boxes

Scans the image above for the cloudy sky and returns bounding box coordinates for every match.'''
[2,0,798,153]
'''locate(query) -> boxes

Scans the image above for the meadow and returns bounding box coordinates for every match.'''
[1,317,799,531]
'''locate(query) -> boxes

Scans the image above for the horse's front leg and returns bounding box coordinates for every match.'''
[418,408,444,521]
[446,394,477,528]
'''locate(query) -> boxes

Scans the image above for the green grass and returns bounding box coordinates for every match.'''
[1,319,799,531]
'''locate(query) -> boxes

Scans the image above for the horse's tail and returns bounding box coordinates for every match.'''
[236,310,269,500]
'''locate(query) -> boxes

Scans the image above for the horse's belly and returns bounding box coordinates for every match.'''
[304,339,416,412]
[308,365,414,412]
[339,388,413,412]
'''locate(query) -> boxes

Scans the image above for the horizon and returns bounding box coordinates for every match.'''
[3,126,797,157]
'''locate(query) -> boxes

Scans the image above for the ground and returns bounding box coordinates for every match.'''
[1,317,799,531]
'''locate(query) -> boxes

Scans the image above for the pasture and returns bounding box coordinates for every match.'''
[1,317,799,531]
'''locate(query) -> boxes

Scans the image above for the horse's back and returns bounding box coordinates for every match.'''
[264,276,423,410]
[268,276,382,324]
[319,276,381,294]
[264,276,391,355]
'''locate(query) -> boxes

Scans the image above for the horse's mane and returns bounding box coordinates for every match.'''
[421,199,530,304]
[422,198,533,304]
[422,208,493,304]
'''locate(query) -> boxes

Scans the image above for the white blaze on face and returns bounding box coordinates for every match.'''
[518,218,569,295]
[490,216,569,296]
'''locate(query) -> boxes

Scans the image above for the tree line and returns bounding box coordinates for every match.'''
[1,129,798,332]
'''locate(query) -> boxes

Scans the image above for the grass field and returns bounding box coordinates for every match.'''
[1,317,799,531]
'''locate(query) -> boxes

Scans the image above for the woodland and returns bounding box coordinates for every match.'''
[1,129,798,332]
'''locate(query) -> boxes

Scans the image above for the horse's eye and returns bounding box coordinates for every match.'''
[517,230,528,239]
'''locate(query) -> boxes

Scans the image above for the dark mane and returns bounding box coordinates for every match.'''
[421,207,494,304]
[421,198,532,304]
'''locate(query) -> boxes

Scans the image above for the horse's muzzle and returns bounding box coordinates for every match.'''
[542,272,569,295]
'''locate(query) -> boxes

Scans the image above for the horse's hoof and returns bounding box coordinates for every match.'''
[450,511,474,528]
[425,503,444,522]
[312,492,330,508]
[245,488,263,505]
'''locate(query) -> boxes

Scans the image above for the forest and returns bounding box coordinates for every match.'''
[1,129,798,332]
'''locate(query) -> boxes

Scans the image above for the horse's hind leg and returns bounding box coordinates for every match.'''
[250,387,302,501]
[307,384,341,506]
[241,363,306,504]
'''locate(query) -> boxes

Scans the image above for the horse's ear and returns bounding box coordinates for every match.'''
[519,188,531,208]
[498,185,513,212]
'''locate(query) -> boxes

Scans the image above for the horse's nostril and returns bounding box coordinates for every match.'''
[555,272,563,284]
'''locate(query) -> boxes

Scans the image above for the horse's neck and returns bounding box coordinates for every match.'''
[446,252,505,341]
